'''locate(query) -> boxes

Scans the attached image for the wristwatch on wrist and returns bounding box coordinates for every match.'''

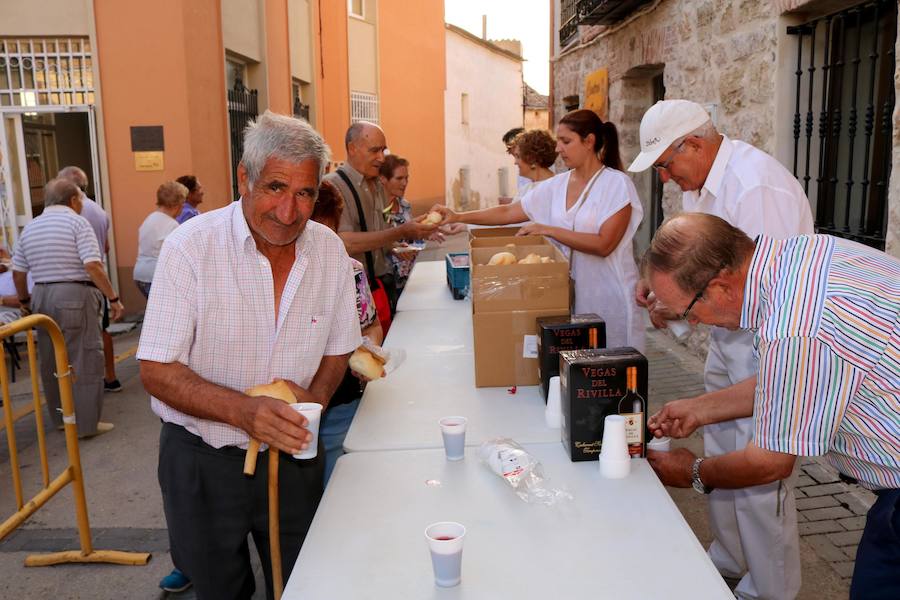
[691,457,713,494]
[109,296,120,304]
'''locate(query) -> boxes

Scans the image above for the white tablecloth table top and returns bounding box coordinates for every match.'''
[396,260,468,312]
[283,445,732,599]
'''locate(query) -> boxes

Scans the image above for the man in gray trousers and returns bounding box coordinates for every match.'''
[12,177,124,438]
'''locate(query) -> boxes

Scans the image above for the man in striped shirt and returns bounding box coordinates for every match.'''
[645,213,899,599]
[12,177,124,438]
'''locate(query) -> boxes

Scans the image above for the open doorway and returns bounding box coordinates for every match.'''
[0,108,100,248]
[622,65,665,255]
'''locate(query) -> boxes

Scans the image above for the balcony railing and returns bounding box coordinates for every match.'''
[578,0,655,26]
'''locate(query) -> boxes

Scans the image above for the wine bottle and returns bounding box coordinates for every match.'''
[617,366,644,458]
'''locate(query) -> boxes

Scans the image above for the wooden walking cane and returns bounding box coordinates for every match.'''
[241,380,297,600]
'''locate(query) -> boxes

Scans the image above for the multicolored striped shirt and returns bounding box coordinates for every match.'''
[741,234,900,490]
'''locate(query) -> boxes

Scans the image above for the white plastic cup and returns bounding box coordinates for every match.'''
[439,416,467,461]
[290,402,323,460]
[667,320,692,341]
[647,436,672,452]
[599,415,631,479]
[545,376,562,429]
[425,521,466,587]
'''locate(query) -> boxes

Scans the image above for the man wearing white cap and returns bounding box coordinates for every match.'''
[629,100,813,600]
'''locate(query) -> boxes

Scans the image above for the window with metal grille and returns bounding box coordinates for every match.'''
[0,38,94,106]
[559,0,578,47]
[227,77,258,201]
[350,91,378,124]
[788,0,897,250]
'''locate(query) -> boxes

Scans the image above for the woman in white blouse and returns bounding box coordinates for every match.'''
[433,110,645,351]
[133,181,187,298]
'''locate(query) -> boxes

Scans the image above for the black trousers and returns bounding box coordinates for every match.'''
[158,422,324,600]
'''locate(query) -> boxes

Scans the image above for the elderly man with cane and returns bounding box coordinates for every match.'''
[643,213,899,600]
[138,111,360,600]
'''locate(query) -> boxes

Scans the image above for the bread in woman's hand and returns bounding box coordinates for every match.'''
[423,211,443,225]
[487,251,517,266]
[349,347,386,380]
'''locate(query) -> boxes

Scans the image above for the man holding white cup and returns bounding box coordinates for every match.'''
[138,112,360,600]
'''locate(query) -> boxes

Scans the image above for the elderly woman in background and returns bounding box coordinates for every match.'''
[133,181,187,298]
[379,155,465,290]
[311,181,383,484]
[511,129,557,195]
[174,175,204,224]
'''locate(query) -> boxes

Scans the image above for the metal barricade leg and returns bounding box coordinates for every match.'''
[0,314,151,567]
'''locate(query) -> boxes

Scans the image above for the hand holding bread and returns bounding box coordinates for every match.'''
[349,346,387,381]
[242,380,307,475]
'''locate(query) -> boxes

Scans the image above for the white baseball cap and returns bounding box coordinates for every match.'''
[627,100,712,172]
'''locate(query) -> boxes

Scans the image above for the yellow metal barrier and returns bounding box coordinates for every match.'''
[0,314,150,567]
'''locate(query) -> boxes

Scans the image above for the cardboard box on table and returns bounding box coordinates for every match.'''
[468,226,521,240]
[469,240,571,388]
[536,314,606,400]
[469,235,550,249]
[559,347,649,462]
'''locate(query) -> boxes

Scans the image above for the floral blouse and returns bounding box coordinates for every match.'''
[383,197,418,288]
[352,258,378,330]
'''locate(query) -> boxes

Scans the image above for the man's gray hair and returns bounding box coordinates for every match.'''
[241,111,331,188]
[58,165,88,187]
[642,213,756,294]
[345,121,368,149]
[43,177,80,207]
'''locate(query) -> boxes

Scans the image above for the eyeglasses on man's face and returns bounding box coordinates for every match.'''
[679,268,721,320]
[653,139,686,173]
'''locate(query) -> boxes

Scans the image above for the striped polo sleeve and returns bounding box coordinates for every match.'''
[74,216,102,264]
[754,335,864,456]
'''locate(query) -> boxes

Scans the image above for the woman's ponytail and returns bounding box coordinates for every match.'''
[598,120,622,171]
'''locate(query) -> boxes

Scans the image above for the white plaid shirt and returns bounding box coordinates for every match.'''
[137,201,361,449]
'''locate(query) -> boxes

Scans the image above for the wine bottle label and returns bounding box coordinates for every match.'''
[621,412,643,444]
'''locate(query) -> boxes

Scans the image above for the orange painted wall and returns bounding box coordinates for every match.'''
[265,0,292,113]
[311,0,350,162]
[378,0,446,214]
[93,0,229,310]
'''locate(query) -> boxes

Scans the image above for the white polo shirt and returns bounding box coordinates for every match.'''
[682,135,814,239]
[137,201,361,449]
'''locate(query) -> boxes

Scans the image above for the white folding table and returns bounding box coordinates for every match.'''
[283,445,733,599]
[395,260,468,312]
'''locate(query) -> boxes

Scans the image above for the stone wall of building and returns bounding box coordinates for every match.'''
[553,0,900,358]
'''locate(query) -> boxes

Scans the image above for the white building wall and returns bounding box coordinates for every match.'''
[444,29,523,210]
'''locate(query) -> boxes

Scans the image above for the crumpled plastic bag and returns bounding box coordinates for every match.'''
[360,337,406,377]
[477,438,572,506]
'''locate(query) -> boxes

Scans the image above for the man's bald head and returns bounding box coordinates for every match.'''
[344,122,387,179]
[643,213,755,295]
[43,177,82,210]
[58,166,88,191]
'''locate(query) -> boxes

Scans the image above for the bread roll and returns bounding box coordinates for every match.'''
[487,251,517,266]
[243,380,298,475]
[423,211,443,225]
[541,256,554,263]
[517,253,543,265]
[349,347,386,380]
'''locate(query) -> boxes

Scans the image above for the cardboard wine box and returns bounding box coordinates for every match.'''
[558,348,648,461]
[536,314,606,400]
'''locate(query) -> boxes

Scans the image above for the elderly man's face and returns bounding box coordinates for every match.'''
[654,138,708,192]
[238,158,319,248]
[348,126,387,179]
[648,269,742,330]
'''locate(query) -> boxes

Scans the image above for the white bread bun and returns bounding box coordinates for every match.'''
[517,253,543,265]
[423,211,443,225]
[245,380,296,404]
[541,256,554,263]
[349,347,386,379]
[487,251,517,266]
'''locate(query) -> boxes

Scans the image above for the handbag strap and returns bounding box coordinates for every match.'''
[336,168,378,290]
